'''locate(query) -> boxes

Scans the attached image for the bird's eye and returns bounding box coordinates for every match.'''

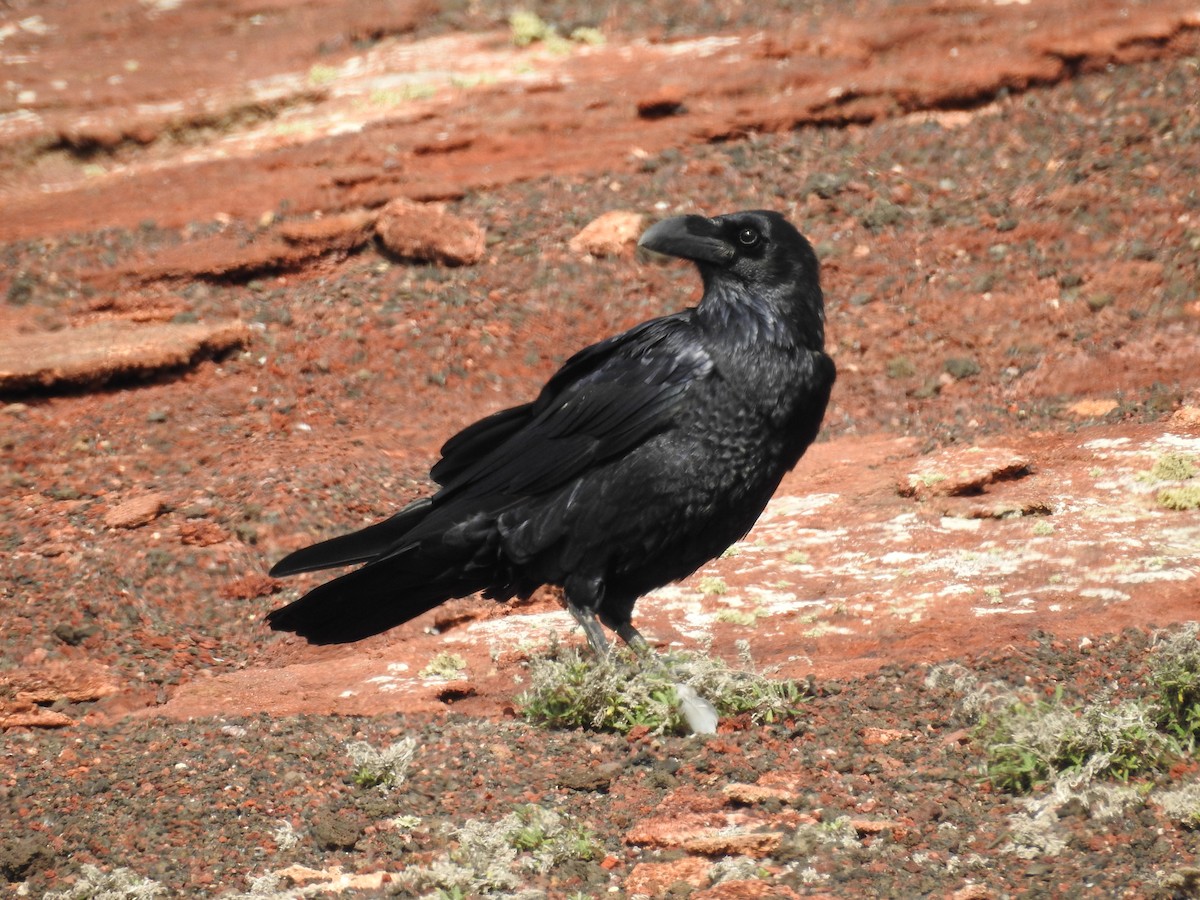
[737,227,760,247]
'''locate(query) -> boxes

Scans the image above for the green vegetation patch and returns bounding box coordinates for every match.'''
[396,803,599,897]
[978,689,1176,793]
[932,624,1200,795]
[1149,452,1199,482]
[509,10,604,52]
[346,737,417,791]
[1158,484,1200,511]
[1148,623,1200,749]
[518,642,807,734]
[420,651,467,679]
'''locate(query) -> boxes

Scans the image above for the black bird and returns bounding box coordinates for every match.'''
[267,210,835,656]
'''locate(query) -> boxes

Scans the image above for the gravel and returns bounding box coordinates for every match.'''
[6,628,1200,897]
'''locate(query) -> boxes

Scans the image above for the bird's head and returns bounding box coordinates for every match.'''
[638,209,825,346]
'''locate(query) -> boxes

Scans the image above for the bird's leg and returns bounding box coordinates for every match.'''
[567,603,611,657]
[613,621,651,656]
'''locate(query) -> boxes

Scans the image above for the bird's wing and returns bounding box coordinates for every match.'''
[430,403,533,486]
[432,314,713,501]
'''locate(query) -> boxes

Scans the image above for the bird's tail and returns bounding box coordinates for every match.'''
[265,549,494,644]
[267,499,512,644]
[269,498,434,577]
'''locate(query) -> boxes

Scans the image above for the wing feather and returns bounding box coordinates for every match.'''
[433,313,712,502]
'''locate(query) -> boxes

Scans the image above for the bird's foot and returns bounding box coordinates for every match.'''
[616,624,718,735]
[614,622,652,656]
[574,607,719,734]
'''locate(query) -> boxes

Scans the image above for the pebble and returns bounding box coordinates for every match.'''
[103,493,166,529]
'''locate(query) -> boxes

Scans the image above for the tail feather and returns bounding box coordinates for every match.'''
[267,501,516,644]
[267,550,493,644]
[269,499,433,577]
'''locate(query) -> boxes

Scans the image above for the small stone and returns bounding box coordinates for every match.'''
[374,198,484,266]
[1067,398,1119,418]
[53,623,99,646]
[722,782,798,805]
[311,809,366,851]
[569,211,644,257]
[626,858,711,896]
[861,726,916,746]
[104,493,165,529]
[850,818,897,836]
[1168,406,1200,429]
[557,762,620,792]
[683,830,784,858]
[217,573,280,600]
[179,520,228,546]
[636,87,686,119]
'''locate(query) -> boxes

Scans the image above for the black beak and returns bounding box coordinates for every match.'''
[638,215,734,266]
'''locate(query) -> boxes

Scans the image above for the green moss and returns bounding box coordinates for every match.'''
[716,608,759,626]
[420,652,467,679]
[1158,485,1200,511]
[307,64,339,86]
[886,356,917,379]
[944,356,981,379]
[1150,453,1198,482]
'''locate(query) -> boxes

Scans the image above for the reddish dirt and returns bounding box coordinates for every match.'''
[2,0,1200,893]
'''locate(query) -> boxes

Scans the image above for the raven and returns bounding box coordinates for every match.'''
[267,210,835,656]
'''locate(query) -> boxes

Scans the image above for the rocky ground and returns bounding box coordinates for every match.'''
[2,0,1200,896]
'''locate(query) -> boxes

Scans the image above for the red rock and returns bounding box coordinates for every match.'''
[0,320,250,394]
[1168,406,1200,429]
[374,198,485,266]
[899,447,1030,498]
[722,782,801,805]
[568,211,644,257]
[218,573,281,601]
[949,883,993,899]
[1,707,76,729]
[1,661,121,706]
[636,86,687,118]
[104,493,166,529]
[624,798,805,859]
[277,209,377,247]
[626,811,754,848]
[861,726,917,746]
[626,858,711,895]
[1,661,121,729]
[683,830,784,858]
[694,881,804,900]
[179,520,229,546]
[850,818,896,836]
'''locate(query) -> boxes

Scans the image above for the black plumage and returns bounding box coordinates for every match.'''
[267,210,836,654]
